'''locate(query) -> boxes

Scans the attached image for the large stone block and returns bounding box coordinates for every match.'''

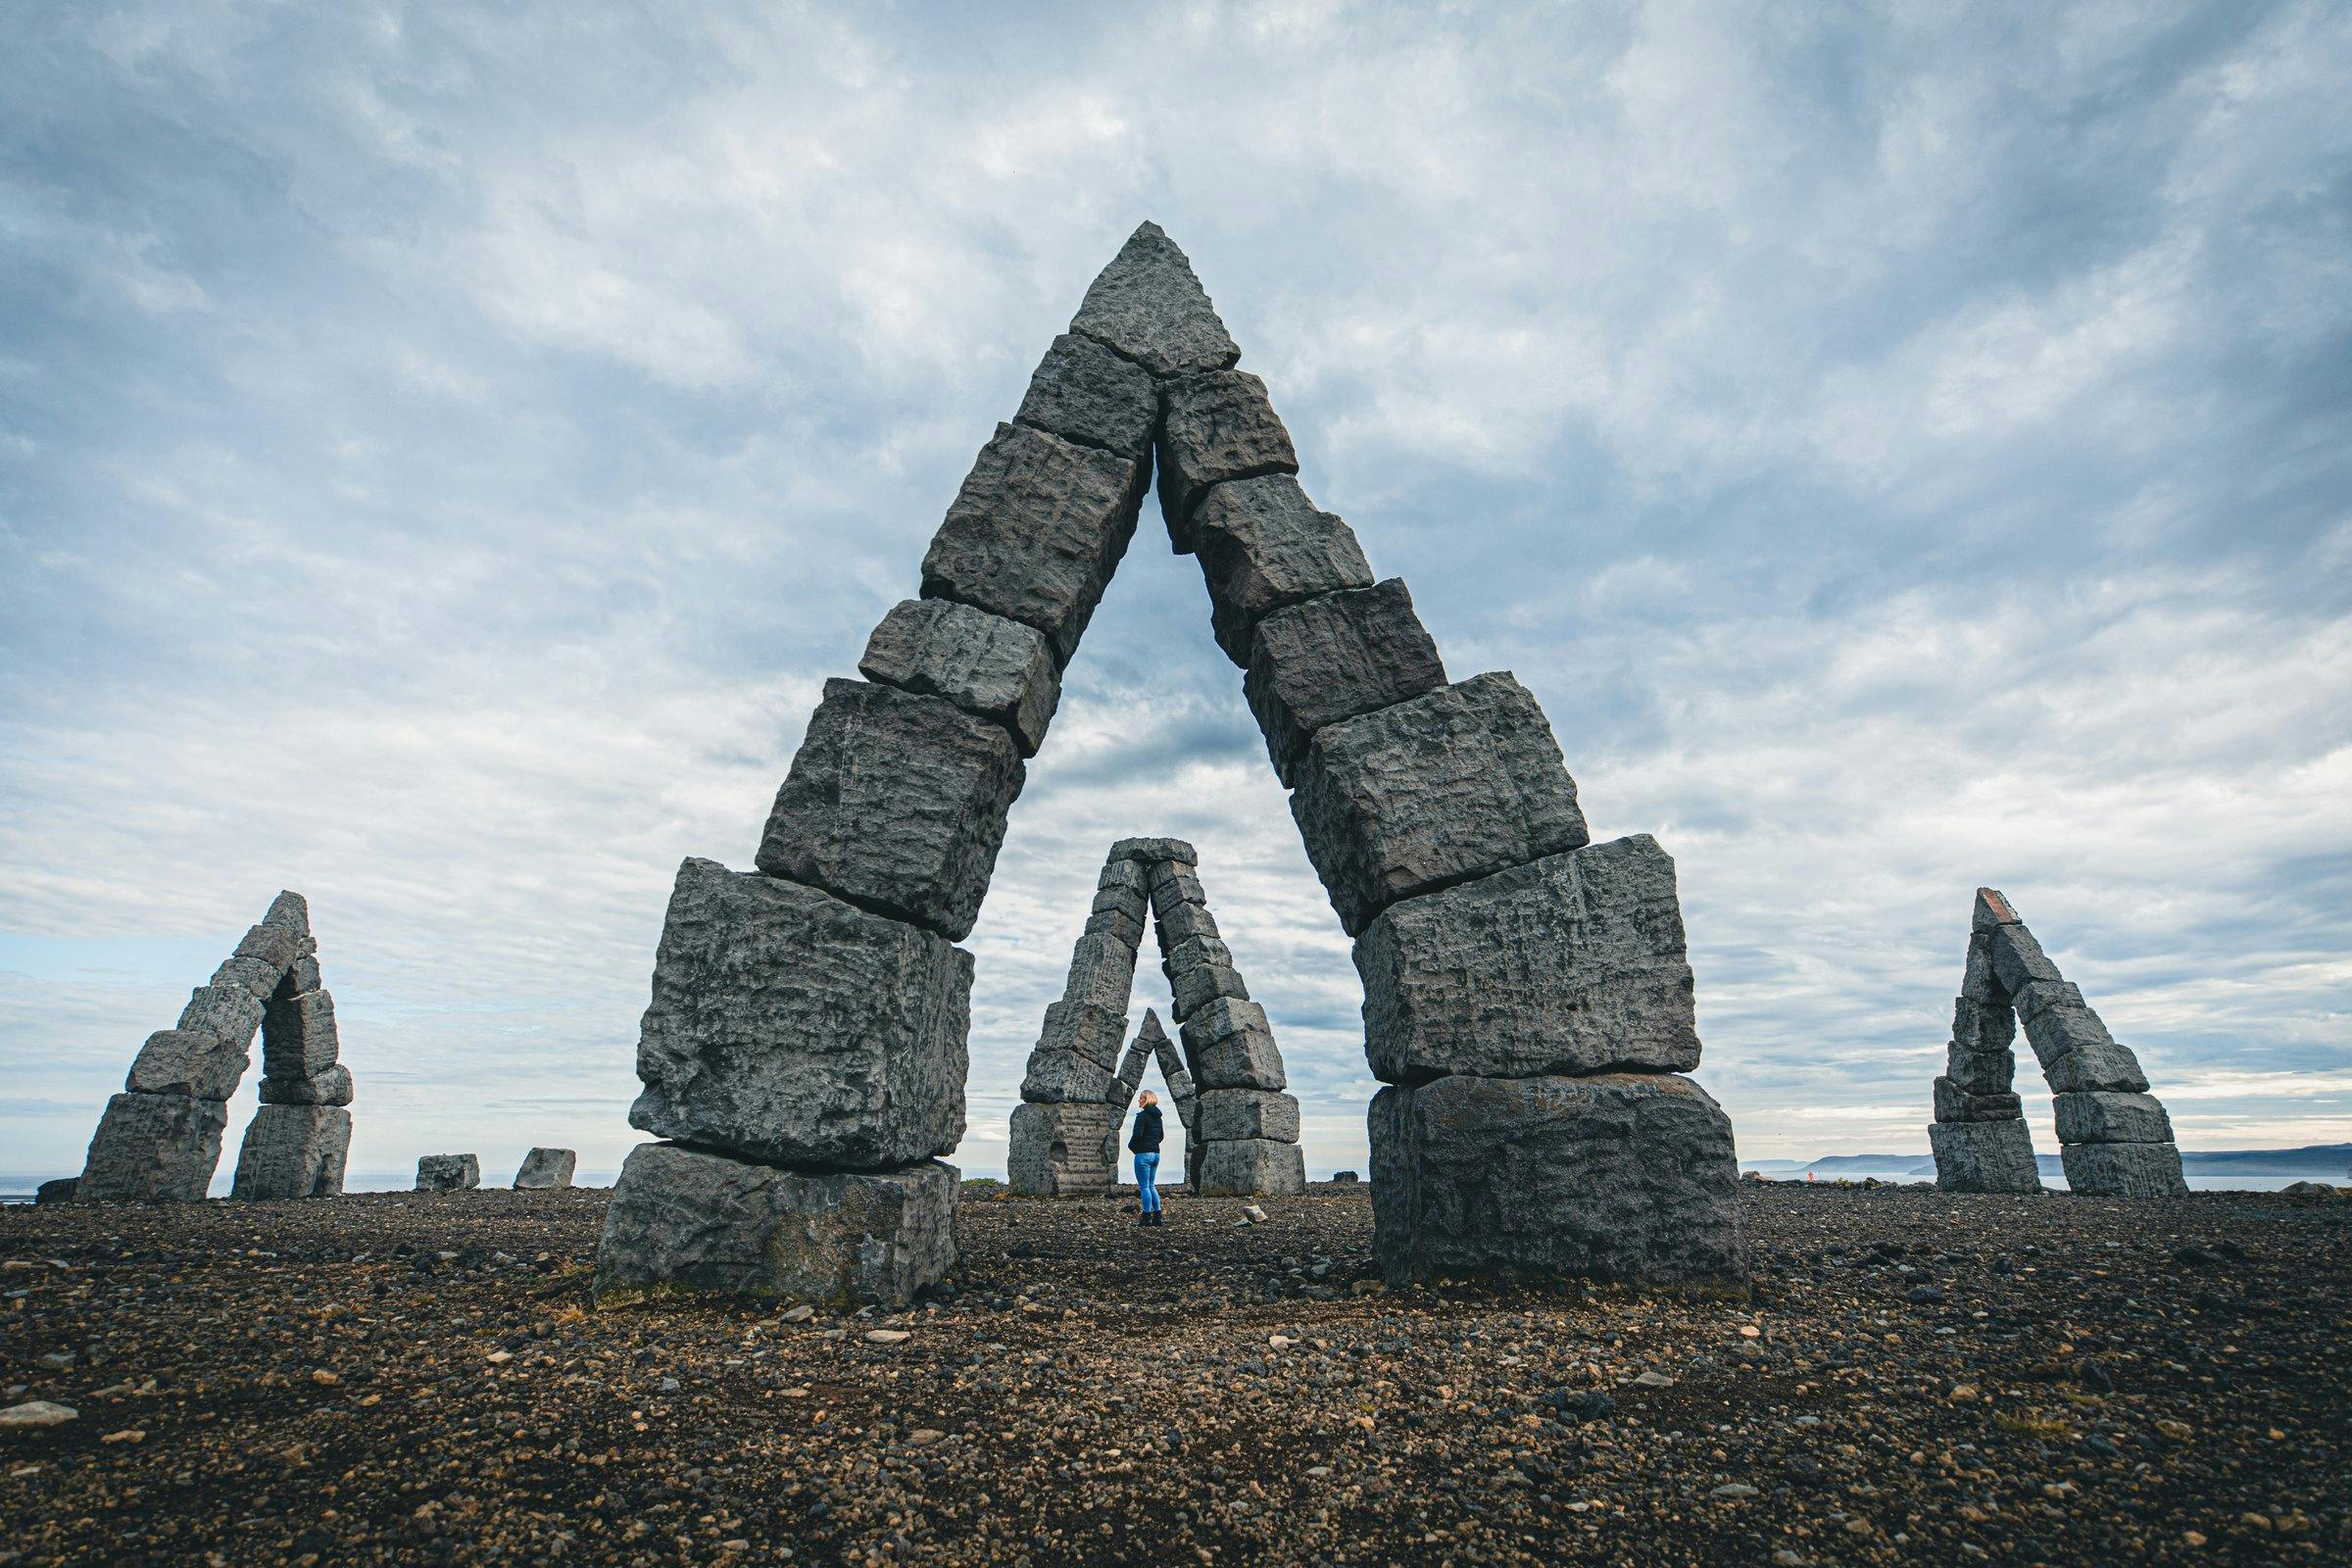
[259,1064,355,1106]
[1179,998,1287,1091]
[416,1153,480,1192]
[1292,673,1590,936]
[1037,999,1129,1072]
[1951,996,2016,1055]
[2054,1091,2175,1146]
[175,984,265,1051]
[1109,836,1197,866]
[1058,931,1140,1011]
[1154,899,1222,949]
[1147,866,1207,918]
[75,1092,228,1203]
[1099,855,1152,893]
[125,1028,250,1101]
[756,679,1025,942]
[2041,1036,2151,1095]
[1972,887,2021,930]
[1369,1073,1745,1288]
[34,1178,76,1204]
[1170,961,1250,1021]
[262,989,340,1082]
[1246,579,1447,785]
[1084,905,1145,949]
[858,598,1061,757]
[1007,1102,1115,1197]
[1013,331,1158,458]
[1156,369,1298,550]
[231,1105,350,1200]
[595,1143,957,1305]
[1092,880,1151,923]
[1196,1089,1299,1144]
[1193,475,1376,666]
[514,1147,579,1189]
[1932,1077,2023,1123]
[1019,1047,1114,1105]
[210,954,287,1001]
[1943,1043,2017,1096]
[1067,221,1239,379]
[1987,922,2062,997]
[2060,1140,2187,1197]
[629,858,971,1169]
[918,421,1146,665]
[1930,1118,2042,1193]
[1159,933,1233,977]
[1198,1138,1306,1197]
[1353,835,1698,1083]
[1961,931,2001,1004]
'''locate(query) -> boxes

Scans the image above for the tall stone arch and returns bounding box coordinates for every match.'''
[593,224,1746,1305]
[1932,888,2187,1196]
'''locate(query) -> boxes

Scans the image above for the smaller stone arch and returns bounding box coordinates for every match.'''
[1008,838,1304,1197]
[1931,888,2186,1197]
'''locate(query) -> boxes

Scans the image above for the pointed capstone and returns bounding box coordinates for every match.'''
[1068,222,1240,379]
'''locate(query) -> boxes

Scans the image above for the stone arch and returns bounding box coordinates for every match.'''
[71,891,355,1204]
[1007,838,1304,1198]
[1931,888,2186,1196]
[595,224,1743,1305]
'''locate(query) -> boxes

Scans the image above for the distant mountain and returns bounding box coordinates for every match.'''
[2180,1143,2352,1175]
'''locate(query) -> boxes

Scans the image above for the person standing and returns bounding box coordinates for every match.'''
[1129,1091,1165,1227]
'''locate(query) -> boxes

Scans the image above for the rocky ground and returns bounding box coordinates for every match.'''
[2,1180,2345,1567]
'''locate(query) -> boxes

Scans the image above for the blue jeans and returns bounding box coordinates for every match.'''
[1134,1152,1160,1213]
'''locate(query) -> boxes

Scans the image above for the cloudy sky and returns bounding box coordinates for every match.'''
[4,1,2348,1187]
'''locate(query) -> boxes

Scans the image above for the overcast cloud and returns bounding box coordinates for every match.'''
[4,0,2348,1185]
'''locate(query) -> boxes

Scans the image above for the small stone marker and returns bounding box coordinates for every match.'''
[416,1153,480,1193]
[512,1148,577,1190]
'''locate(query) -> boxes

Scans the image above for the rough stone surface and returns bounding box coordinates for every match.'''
[1195,1089,1300,1144]
[1932,1077,2024,1123]
[858,598,1061,756]
[1354,835,1698,1083]
[1246,579,1447,785]
[1193,474,1375,665]
[1057,932,1139,1012]
[1067,221,1239,379]
[261,989,340,1082]
[258,1064,356,1106]
[1006,1102,1115,1197]
[2042,1036,2153,1095]
[1973,887,2022,930]
[232,920,300,972]
[2054,1090,2175,1146]
[125,1028,249,1101]
[1147,866,1207,917]
[628,858,971,1170]
[595,1142,956,1305]
[1951,996,2016,1054]
[1018,1046,1114,1105]
[1013,332,1158,458]
[918,421,1146,665]
[1158,933,1233,977]
[1179,999,1286,1092]
[1154,899,1222,949]
[2009,977,2083,1025]
[514,1148,579,1190]
[231,1105,351,1200]
[1156,370,1298,550]
[175,984,265,1052]
[1084,905,1146,948]
[1170,961,1250,1021]
[2017,993,2123,1068]
[1036,1000,1129,1072]
[1292,673,1590,936]
[756,678,1025,942]
[1369,1073,1746,1288]
[75,1093,228,1203]
[210,954,287,1001]
[2061,1140,2188,1197]
[1109,836,1196,865]
[1961,932,2001,1004]
[1930,1118,2043,1193]
[33,1177,76,1204]
[1098,856,1152,894]
[1987,922,2062,997]
[1943,1044,2017,1096]
[1198,1138,1306,1197]
[416,1153,480,1193]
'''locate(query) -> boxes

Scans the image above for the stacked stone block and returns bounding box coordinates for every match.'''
[1932,889,2186,1197]
[77,892,353,1204]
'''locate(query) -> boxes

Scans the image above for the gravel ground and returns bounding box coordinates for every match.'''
[2,1179,2346,1567]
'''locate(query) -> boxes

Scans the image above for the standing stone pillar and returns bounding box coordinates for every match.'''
[1931,892,2043,1193]
[232,897,356,1200]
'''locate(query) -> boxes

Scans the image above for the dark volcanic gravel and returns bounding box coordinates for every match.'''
[3,1180,2346,1566]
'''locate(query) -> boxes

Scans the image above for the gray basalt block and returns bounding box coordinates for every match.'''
[211,955,287,1001]
[1930,1118,2042,1193]
[1932,1077,2024,1123]
[2060,1140,2187,1198]
[1147,865,1207,916]
[1353,835,1698,1083]
[259,1064,355,1106]
[1109,836,1197,865]
[1115,1042,1152,1092]
[1193,474,1376,666]
[1019,1046,1114,1105]
[1067,221,1240,379]
[1037,999,1129,1072]
[176,984,265,1053]
[1179,998,1286,1092]
[1951,996,2016,1054]
[75,1092,229,1203]
[1196,1089,1299,1144]
[231,1105,351,1200]
[1943,1043,2017,1097]
[1961,932,2002,1004]
[918,421,1146,666]
[1198,1138,1306,1197]
[125,1029,250,1101]
[2045,1040,2152,1095]
[286,953,322,995]
[416,1153,480,1192]
[1013,332,1158,458]
[262,989,340,1082]
[1246,579,1447,785]
[1170,961,1250,1021]
[757,678,1025,941]
[1987,922,2063,997]
[1058,931,1140,1011]
[1092,881,1151,922]
[1154,899,1222,949]
[629,858,971,1170]
[595,1143,957,1305]
[1156,369,1298,550]
[2054,1091,2174,1146]
[1084,906,1145,949]
[1159,933,1233,977]
[1973,887,2022,930]
[1369,1072,1746,1288]
[34,1178,76,1204]
[1007,1102,1115,1196]
[233,920,300,972]
[858,599,1061,757]
[1099,855,1152,894]
[1292,673,1591,936]
[514,1147,579,1190]
[264,889,311,934]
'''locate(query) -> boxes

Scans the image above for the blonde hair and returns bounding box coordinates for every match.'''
[1139,1091,1158,1105]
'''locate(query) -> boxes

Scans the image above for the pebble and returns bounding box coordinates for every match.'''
[0,1400,77,1429]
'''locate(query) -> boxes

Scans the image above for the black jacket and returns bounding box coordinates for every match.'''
[1127,1102,1164,1154]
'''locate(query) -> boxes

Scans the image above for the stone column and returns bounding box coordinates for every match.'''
[1008,852,1142,1196]
[1930,892,2044,1193]
[232,896,357,1200]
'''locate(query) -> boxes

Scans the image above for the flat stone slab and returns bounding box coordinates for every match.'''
[1178,998,1286,1092]
[630,858,970,1170]
[858,598,1061,756]
[2061,1139,2187,1197]
[1195,1089,1299,1144]
[232,1104,351,1200]
[1369,1072,1746,1288]
[1014,331,1157,458]
[210,954,287,1001]
[1036,1000,1129,1072]
[259,1064,355,1106]
[261,989,340,1082]
[1017,1046,1114,1105]
[1154,899,1221,949]
[1941,1045,2017,1097]
[125,1027,249,1101]
[1987,922,2062,997]
[756,678,1025,942]
[514,1147,579,1190]
[175,984,265,1054]
[596,1143,957,1306]
[1067,221,1239,379]
[75,1092,228,1203]
[1353,835,1699,1083]
[2042,1036,2152,1095]
[1170,960,1250,1021]
[1156,369,1298,550]
[1292,672,1590,935]
[2054,1091,2175,1146]
[1933,1077,2024,1122]
[1192,474,1375,666]
[1007,1102,1116,1197]
[1197,1137,1306,1197]
[918,421,1146,665]
[1246,579,1446,786]
[416,1153,480,1192]
[1931,1118,2042,1193]
[1108,836,1197,865]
